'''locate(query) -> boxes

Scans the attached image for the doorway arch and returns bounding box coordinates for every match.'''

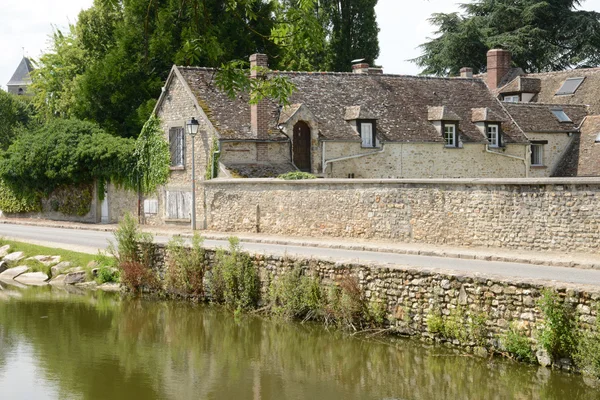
[293,121,311,172]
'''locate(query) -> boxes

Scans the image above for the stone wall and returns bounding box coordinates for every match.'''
[323,142,528,178]
[149,243,599,368]
[203,178,600,252]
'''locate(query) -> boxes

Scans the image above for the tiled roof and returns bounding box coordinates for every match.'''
[427,106,461,121]
[7,57,33,86]
[502,103,587,133]
[502,67,600,113]
[177,67,528,144]
[577,116,600,176]
[471,107,505,123]
[498,76,541,94]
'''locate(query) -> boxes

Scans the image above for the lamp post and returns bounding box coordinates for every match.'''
[186,117,199,231]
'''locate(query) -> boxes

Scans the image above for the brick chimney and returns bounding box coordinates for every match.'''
[487,49,511,88]
[352,62,370,74]
[460,67,473,78]
[250,53,269,161]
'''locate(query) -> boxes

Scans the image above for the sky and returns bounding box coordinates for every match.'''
[2,0,600,90]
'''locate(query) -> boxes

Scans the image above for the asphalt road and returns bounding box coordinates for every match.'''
[2,223,600,287]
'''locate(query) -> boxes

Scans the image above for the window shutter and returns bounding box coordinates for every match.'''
[178,128,185,166]
[169,128,177,166]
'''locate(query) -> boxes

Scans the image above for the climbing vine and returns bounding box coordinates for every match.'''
[0,179,41,213]
[134,115,171,195]
[205,137,220,180]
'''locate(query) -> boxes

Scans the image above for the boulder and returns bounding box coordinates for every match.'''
[92,268,99,277]
[15,272,49,286]
[536,349,552,367]
[0,261,7,274]
[98,283,121,292]
[3,251,25,262]
[0,265,29,280]
[64,271,86,285]
[0,245,10,258]
[75,281,98,290]
[27,255,61,266]
[49,274,67,285]
[87,260,99,269]
[51,262,72,276]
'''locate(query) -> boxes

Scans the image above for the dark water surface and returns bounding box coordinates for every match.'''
[0,284,599,400]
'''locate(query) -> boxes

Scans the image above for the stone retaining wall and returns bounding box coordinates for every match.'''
[202,178,600,252]
[149,243,599,368]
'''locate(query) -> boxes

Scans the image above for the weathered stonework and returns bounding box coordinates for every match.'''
[148,243,599,368]
[203,178,600,252]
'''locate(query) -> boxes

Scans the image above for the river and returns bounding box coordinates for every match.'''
[0,283,598,400]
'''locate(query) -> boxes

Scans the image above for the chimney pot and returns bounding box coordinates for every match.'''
[487,49,512,88]
[460,67,473,78]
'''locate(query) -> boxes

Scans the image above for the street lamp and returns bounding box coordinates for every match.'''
[186,117,200,231]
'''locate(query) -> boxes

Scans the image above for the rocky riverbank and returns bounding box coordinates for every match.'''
[0,244,119,292]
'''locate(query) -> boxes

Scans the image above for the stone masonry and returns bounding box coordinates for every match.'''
[203,177,600,252]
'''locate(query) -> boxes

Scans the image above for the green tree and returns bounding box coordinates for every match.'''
[0,89,34,150]
[324,0,380,72]
[414,0,600,76]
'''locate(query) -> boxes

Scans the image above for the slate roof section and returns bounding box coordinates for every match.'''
[177,67,528,144]
[503,103,587,133]
[7,57,34,86]
[427,106,461,121]
[471,107,505,123]
[577,116,600,176]
[498,76,541,94]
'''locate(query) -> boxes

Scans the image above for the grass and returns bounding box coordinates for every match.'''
[0,238,100,278]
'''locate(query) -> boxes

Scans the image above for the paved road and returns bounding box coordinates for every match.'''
[2,223,600,287]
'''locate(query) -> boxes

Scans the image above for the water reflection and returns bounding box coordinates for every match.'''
[0,286,598,400]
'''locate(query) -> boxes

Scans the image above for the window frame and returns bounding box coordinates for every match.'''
[551,108,572,123]
[169,127,185,168]
[357,119,377,148]
[486,123,501,148]
[442,122,458,148]
[502,94,520,103]
[531,143,544,166]
[555,77,585,96]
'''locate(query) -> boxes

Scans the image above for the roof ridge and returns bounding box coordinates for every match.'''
[526,67,600,77]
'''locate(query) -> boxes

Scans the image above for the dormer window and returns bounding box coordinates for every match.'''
[443,123,457,147]
[358,120,376,147]
[556,77,584,95]
[503,95,519,103]
[487,124,500,147]
[595,132,600,143]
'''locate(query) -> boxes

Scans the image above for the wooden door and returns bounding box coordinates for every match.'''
[293,121,311,172]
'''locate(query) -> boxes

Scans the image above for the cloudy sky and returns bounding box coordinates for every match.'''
[2,0,600,90]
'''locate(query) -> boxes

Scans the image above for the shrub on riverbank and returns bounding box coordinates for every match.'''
[537,290,579,360]
[207,237,260,311]
[110,213,157,292]
[502,323,536,363]
[165,234,206,297]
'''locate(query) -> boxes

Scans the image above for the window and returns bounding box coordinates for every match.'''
[596,132,600,143]
[444,123,457,147]
[487,124,500,147]
[143,199,158,215]
[165,191,192,220]
[503,95,519,103]
[531,144,544,166]
[358,121,376,147]
[169,127,185,167]
[551,108,572,122]
[556,77,584,95]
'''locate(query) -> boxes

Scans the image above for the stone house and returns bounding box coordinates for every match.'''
[6,57,34,96]
[147,50,598,226]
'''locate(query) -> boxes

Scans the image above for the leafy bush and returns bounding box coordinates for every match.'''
[537,290,578,359]
[207,237,260,311]
[426,310,444,334]
[0,178,41,213]
[109,213,157,292]
[0,118,136,196]
[269,268,325,320]
[96,266,120,284]
[277,171,317,180]
[502,324,536,363]
[575,305,600,377]
[165,234,206,296]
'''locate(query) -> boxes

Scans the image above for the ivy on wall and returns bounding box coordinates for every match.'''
[47,184,94,217]
[134,115,171,195]
[205,137,220,180]
[0,179,41,214]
